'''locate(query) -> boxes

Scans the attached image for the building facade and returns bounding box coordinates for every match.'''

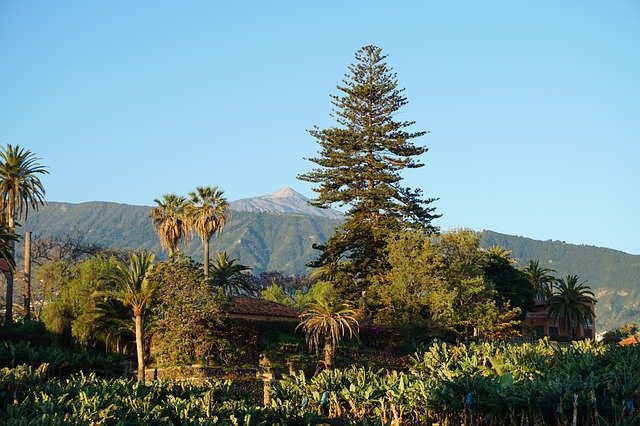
[522,299,595,339]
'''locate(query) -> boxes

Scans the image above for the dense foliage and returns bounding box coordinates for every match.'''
[4,339,640,424]
[149,255,224,367]
[273,339,640,425]
[1,364,319,424]
[40,255,123,344]
[372,229,527,337]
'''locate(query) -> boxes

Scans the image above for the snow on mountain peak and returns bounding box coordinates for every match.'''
[272,187,304,198]
[229,187,342,219]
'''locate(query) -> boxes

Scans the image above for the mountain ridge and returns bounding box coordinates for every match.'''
[45,187,344,220]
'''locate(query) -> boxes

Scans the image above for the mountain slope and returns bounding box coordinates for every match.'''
[21,201,340,275]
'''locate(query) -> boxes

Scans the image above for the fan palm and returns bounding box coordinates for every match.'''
[185,186,227,279]
[547,274,596,339]
[150,194,189,257]
[297,296,359,370]
[99,251,155,382]
[0,144,48,326]
[523,260,556,300]
[210,251,253,295]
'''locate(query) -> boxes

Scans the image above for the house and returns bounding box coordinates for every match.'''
[522,299,595,340]
[0,258,10,274]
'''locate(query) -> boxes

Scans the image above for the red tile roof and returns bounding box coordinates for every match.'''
[619,334,640,346]
[228,296,300,319]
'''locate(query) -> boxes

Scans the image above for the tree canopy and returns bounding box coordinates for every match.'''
[375,229,526,338]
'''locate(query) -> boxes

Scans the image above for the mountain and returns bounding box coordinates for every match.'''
[230,187,343,219]
[13,189,640,331]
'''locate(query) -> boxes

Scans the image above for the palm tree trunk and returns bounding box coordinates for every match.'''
[324,341,334,370]
[135,313,145,383]
[203,236,210,280]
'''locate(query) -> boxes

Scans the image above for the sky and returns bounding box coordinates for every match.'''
[0,1,638,254]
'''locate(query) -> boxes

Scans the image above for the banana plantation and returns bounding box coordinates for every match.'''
[3,339,640,425]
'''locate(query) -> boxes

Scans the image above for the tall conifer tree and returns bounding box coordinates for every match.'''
[299,45,439,298]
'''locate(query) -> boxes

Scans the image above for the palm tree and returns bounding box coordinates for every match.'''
[484,245,517,265]
[185,186,228,279]
[210,251,253,295]
[74,296,134,353]
[150,194,189,257]
[523,260,557,300]
[0,144,48,326]
[547,274,596,339]
[297,296,359,370]
[99,251,155,382]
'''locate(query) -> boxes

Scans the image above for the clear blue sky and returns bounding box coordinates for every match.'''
[1,1,638,254]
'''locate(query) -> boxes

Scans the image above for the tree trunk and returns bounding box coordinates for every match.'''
[23,231,31,320]
[4,273,13,327]
[203,236,210,280]
[135,313,145,383]
[4,204,15,327]
[324,341,334,370]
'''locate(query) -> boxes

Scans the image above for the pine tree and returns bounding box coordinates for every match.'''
[298,45,439,298]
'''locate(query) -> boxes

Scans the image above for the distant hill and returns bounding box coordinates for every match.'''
[480,231,640,331]
[14,190,640,331]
